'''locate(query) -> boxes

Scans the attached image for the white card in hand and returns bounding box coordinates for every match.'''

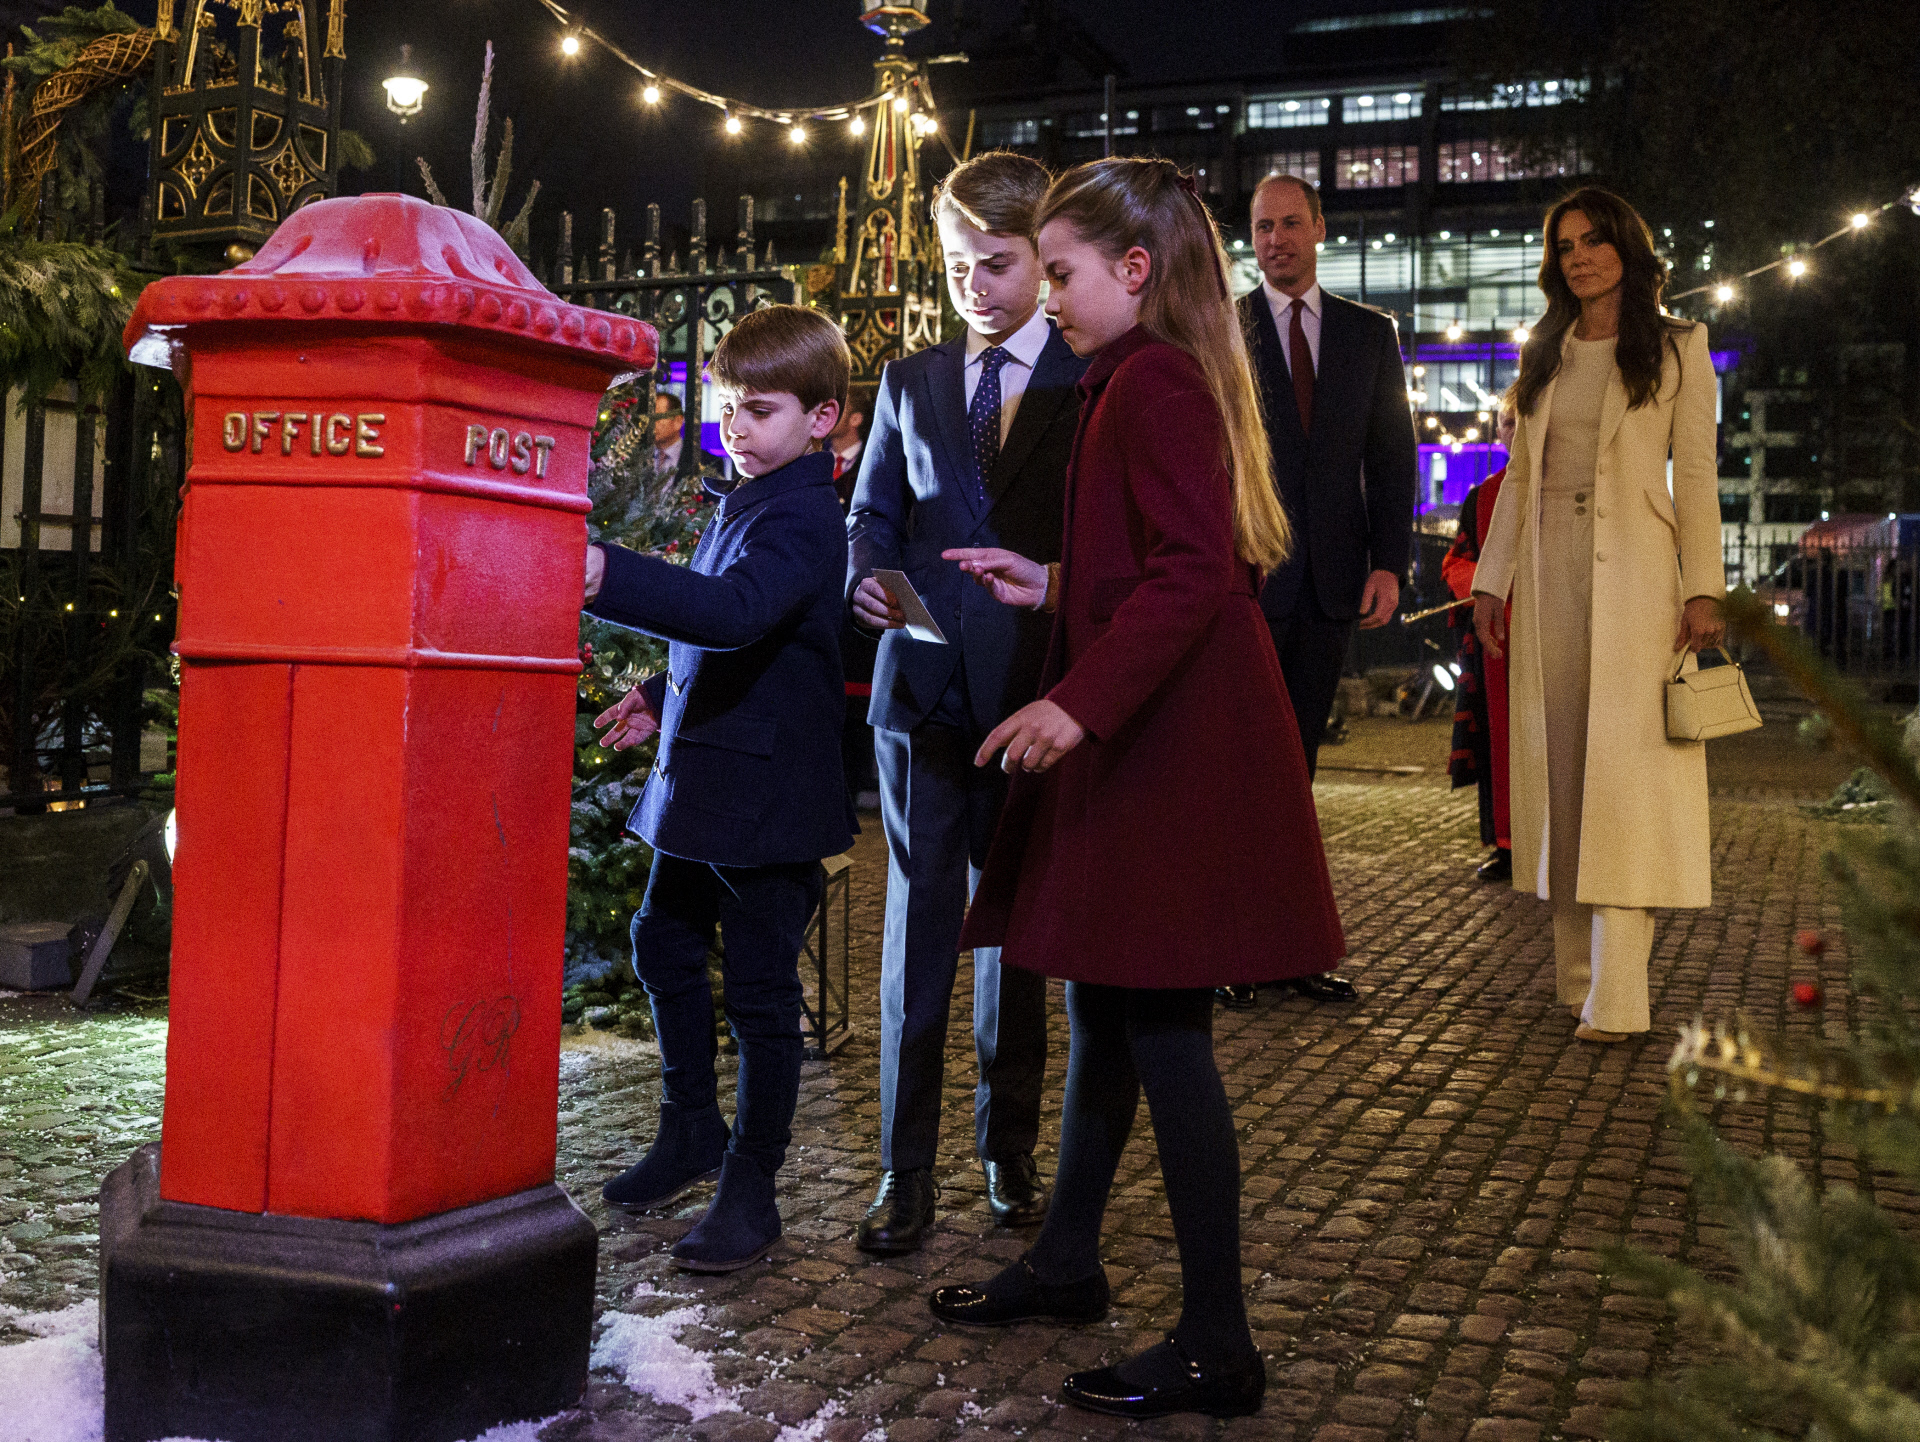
[872,569,948,645]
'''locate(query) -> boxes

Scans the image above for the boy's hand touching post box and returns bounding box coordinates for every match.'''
[593,688,660,750]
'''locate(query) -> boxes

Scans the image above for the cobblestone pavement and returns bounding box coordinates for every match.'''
[0,716,1904,1441]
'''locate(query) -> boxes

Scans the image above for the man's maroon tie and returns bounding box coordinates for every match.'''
[1289,299,1315,435]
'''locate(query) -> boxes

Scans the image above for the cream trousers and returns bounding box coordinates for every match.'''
[1538,481,1655,1033]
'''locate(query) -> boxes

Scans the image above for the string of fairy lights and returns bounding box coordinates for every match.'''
[527,0,963,159]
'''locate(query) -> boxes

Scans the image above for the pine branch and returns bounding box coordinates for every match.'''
[415,157,448,209]
[1668,1015,1919,1109]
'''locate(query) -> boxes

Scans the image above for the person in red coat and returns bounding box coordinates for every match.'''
[926,158,1344,1423]
[1440,400,1515,880]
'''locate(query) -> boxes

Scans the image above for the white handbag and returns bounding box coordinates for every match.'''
[1665,647,1762,742]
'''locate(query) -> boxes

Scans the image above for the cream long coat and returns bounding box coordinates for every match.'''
[1473,321,1725,909]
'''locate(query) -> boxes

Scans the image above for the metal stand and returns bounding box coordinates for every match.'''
[71,859,148,1007]
[800,853,852,1057]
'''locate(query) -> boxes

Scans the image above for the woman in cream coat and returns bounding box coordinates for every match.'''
[1472,187,1726,1043]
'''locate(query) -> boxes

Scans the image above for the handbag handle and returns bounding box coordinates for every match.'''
[1670,645,1734,681]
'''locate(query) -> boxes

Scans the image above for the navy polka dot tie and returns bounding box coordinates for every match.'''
[969,345,1011,502]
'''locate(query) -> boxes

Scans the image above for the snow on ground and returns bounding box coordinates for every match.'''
[0,1301,101,1442]
[0,1292,865,1442]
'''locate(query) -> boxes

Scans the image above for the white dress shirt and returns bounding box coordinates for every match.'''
[1261,279,1323,378]
[962,305,1053,447]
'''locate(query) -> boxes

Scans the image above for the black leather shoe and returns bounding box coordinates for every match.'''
[1062,1336,1265,1419]
[856,1169,936,1254]
[984,1155,1047,1227]
[1214,985,1256,1010]
[1477,847,1512,882]
[1285,973,1358,1002]
[929,1255,1109,1327]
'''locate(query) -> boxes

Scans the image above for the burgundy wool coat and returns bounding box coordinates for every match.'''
[959,327,1346,988]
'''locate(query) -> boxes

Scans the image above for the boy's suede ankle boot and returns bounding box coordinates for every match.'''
[672,1152,782,1272]
[601,1101,730,1211]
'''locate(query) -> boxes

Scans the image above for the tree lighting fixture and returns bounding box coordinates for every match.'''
[382,45,428,123]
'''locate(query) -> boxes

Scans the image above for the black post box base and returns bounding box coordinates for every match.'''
[99,1145,598,1442]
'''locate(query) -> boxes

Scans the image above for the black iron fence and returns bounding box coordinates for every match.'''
[3,364,183,812]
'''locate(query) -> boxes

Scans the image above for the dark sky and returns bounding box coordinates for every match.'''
[341,0,1321,257]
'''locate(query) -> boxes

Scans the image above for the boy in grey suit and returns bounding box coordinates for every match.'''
[846,152,1084,1252]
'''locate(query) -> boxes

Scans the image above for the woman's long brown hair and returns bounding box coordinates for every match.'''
[1035,158,1289,571]
[1511,187,1692,419]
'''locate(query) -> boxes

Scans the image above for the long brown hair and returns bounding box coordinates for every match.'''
[1510,187,1691,419]
[1036,158,1290,572]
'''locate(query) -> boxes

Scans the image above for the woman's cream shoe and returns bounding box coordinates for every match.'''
[1574,1023,1631,1043]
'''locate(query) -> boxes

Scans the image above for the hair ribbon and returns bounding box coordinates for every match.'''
[1175,170,1230,301]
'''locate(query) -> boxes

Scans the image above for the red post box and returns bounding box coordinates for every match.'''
[99,194,656,1442]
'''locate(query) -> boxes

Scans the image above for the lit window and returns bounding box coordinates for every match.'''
[980,117,1040,147]
[1243,151,1322,192]
[1342,90,1422,123]
[1246,96,1330,128]
[1440,78,1590,111]
[1436,138,1589,183]
[1335,145,1419,189]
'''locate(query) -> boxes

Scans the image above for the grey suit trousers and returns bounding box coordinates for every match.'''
[874,719,1049,1171]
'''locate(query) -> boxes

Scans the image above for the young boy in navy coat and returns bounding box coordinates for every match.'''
[582,305,856,1271]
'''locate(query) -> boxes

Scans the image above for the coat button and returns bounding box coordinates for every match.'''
[1575,505,1587,515]
[1595,551,1607,561]
[1574,492,1587,502]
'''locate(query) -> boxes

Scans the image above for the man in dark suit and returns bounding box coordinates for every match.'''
[846,152,1084,1253]
[1235,171,1418,1005]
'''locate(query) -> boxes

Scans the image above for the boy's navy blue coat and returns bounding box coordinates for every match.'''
[587,449,856,867]
[846,326,1084,734]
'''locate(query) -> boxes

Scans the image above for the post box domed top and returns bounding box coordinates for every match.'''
[125,193,656,370]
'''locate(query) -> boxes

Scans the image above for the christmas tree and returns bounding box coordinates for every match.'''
[1607,589,1920,1440]
[560,377,718,1035]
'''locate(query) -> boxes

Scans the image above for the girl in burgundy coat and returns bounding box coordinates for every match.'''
[930,158,1345,1421]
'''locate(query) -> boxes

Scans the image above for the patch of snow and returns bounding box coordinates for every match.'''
[591,1299,739,1420]
[772,1398,843,1441]
[0,1302,101,1442]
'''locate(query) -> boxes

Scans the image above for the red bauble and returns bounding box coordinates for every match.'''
[1792,981,1823,1008]
[1795,930,1826,956]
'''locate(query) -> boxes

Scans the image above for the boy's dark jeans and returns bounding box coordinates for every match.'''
[630,852,824,1177]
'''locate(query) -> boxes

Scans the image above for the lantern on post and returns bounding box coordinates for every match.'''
[835,0,946,391]
[382,43,427,122]
[146,0,346,251]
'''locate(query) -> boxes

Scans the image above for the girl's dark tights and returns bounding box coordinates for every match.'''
[1026,981,1256,1368]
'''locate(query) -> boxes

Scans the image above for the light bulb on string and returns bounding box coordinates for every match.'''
[641,84,660,105]
[788,124,807,145]
[724,113,742,136]
[893,93,910,112]
[560,32,581,57]
[850,114,866,137]
[1851,212,1871,230]
[1445,322,1463,341]
[1715,284,1735,303]
[1512,325,1530,344]
[1787,257,1808,278]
